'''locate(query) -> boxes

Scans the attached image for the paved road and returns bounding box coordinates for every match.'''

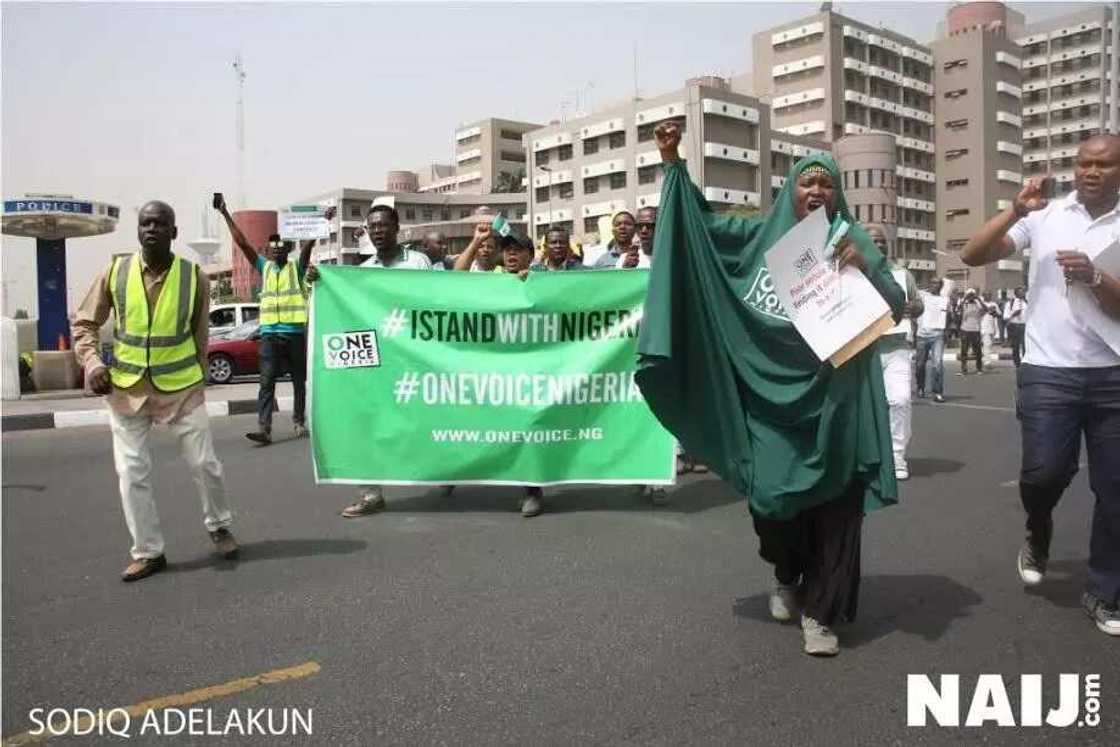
[3,363,1117,745]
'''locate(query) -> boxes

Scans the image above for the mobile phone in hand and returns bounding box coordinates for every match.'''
[212,192,224,209]
[1041,177,1055,200]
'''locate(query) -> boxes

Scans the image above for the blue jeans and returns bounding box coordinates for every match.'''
[1017,364,1120,604]
[914,333,945,395]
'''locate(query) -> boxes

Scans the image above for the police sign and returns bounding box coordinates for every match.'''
[4,200,94,214]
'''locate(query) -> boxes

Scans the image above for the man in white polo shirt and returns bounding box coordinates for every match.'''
[962,134,1120,637]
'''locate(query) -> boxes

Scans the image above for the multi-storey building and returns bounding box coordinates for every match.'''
[525,76,806,242]
[933,1,1027,290]
[752,7,938,271]
[394,118,540,196]
[1017,4,1120,195]
[285,189,527,265]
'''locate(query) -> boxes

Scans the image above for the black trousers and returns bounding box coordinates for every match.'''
[1007,323,1026,367]
[1018,364,1120,604]
[751,484,864,625]
[258,333,307,429]
[959,331,983,372]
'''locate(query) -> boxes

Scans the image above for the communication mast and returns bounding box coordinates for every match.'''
[233,54,246,209]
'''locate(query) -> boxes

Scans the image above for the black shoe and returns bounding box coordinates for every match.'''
[246,429,271,445]
[209,528,240,559]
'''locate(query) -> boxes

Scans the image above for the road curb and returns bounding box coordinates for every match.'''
[2,396,293,433]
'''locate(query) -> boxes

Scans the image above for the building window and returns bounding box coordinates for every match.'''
[584,217,600,234]
[558,144,573,161]
[639,166,657,185]
[945,118,968,131]
[946,208,969,220]
[537,149,551,166]
[536,187,549,203]
[946,178,969,189]
[349,206,362,218]
[584,138,600,156]
[439,209,449,221]
[943,59,968,71]
[609,131,626,149]
[853,170,860,189]
[610,172,627,190]
[500,128,523,141]
[584,177,599,195]
[866,169,874,187]
[500,150,526,163]
[422,209,433,220]
[405,208,416,221]
[460,209,471,218]
[946,148,969,159]
[944,88,968,99]
[559,183,574,199]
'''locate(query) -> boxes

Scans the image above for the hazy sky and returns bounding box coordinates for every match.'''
[1,1,1088,315]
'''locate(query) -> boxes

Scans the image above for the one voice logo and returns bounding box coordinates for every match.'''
[907,674,1102,728]
[322,331,381,369]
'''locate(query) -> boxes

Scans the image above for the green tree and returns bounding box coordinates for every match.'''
[493,168,527,193]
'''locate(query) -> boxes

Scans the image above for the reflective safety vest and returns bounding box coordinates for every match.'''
[109,253,204,392]
[259,260,307,326]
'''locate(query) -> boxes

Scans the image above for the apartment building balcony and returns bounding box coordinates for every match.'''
[580,158,627,179]
[532,131,573,153]
[898,196,935,213]
[635,101,686,127]
[1023,54,1049,70]
[997,199,1013,211]
[1053,170,1075,183]
[636,193,660,209]
[777,121,826,137]
[996,81,1022,99]
[579,118,626,140]
[703,143,761,165]
[1048,117,1101,136]
[772,21,824,47]
[703,187,760,207]
[771,139,828,158]
[897,227,935,242]
[582,200,631,220]
[455,125,482,142]
[456,148,482,163]
[772,54,825,80]
[701,98,760,123]
[533,208,573,226]
[635,145,686,168]
[1023,150,1048,164]
[996,51,1021,70]
[997,141,1023,156]
[531,170,574,188]
[897,165,935,183]
[996,170,1023,184]
[1049,94,1103,112]
[996,111,1023,128]
[1049,44,1103,64]
[773,87,827,111]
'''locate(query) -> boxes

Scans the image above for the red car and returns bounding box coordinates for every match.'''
[207,320,261,384]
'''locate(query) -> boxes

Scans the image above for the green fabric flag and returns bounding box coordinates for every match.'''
[636,155,905,520]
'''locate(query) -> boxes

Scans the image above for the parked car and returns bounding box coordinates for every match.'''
[209,303,259,336]
[207,320,260,384]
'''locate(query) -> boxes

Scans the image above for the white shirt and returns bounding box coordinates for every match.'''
[359,247,432,270]
[1004,297,1026,323]
[916,291,948,335]
[1008,191,1120,368]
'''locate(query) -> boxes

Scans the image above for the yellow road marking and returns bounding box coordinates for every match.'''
[2,661,320,746]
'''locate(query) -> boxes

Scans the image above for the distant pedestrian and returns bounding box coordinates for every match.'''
[962,133,1120,636]
[1005,286,1027,367]
[957,289,986,375]
[72,201,237,582]
[980,292,999,362]
[915,278,948,403]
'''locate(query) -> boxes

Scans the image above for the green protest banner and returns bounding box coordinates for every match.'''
[310,267,675,486]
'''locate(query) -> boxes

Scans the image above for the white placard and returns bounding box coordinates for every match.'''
[1069,239,1120,355]
[279,205,331,241]
[765,208,893,364]
[918,293,948,331]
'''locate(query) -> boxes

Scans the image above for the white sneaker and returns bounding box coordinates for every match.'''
[895,467,910,481]
[1017,544,1046,586]
[801,615,840,656]
[769,584,798,622]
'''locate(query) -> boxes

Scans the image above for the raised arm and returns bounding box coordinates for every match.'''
[962,176,1048,266]
[214,193,259,268]
[453,222,491,272]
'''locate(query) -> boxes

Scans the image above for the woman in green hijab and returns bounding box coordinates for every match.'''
[636,121,905,657]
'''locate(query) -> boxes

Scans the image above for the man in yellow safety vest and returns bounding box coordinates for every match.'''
[216,196,331,445]
[72,201,238,582]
